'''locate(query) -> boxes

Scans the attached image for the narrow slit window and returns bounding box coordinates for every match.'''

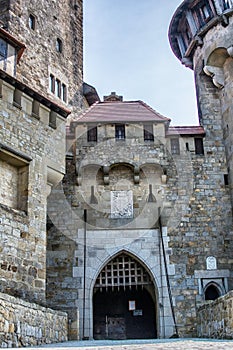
[56,38,62,53]
[62,83,67,102]
[49,74,55,93]
[0,38,7,60]
[29,14,35,30]
[55,79,61,98]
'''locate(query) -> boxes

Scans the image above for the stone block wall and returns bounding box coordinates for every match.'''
[0,292,67,347]
[0,78,67,304]
[197,290,233,339]
[0,159,18,209]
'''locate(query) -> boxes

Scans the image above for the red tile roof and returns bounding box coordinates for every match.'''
[167,126,205,136]
[76,101,171,123]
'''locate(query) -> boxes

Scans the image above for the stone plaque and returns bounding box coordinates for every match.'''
[206,256,217,270]
[111,190,133,218]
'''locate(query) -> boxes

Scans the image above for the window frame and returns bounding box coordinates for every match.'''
[56,38,63,53]
[28,14,36,30]
[87,125,98,142]
[194,137,204,155]
[115,124,125,140]
[55,78,61,98]
[0,38,7,60]
[144,124,154,142]
[170,138,180,155]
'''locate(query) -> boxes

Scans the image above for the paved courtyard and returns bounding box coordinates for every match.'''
[31,339,233,350]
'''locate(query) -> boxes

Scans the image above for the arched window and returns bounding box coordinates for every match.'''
[204,283,221,301]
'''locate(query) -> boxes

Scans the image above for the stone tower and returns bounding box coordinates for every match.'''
[169,0,233,204]
[0,0,84,114]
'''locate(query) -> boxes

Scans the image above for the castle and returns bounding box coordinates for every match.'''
[0,0,233,346]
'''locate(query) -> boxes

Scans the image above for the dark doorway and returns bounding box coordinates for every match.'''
[93,287,156,340]
[205,284,221,301]
[93,253,157,340]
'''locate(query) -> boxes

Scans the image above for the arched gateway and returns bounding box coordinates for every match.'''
[93,253,157,339]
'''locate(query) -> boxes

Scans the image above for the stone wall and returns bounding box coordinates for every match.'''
[197,291,233,339]
[0,292,67,347]
[0,78,67,304]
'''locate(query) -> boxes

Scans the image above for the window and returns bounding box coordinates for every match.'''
[56,38,62,53]
[194,138,204,155]
[201,5,210,19]
[193,1,215,28]
[224,174,229,186]
[49,74,67,102]
[144,124,154,141]
[29,14,35,30]
[115,124,125,140]
[0,38,7,60]
[0,148,30,212]
[49,74,55,93]
[55,78,61,98]
[87,126,97,142]
[170,138,180,155]
[62,83,67,102]
[223,0,232,10]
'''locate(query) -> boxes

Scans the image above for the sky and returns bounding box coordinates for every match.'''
[83,1,199,126]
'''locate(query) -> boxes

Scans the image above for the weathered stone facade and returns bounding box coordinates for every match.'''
[169,0,233,338]
[0,1,72,344]
[1,0,233,345]
[0,0,84,117]
[46,92,233,339]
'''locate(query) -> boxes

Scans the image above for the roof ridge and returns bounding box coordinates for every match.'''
[138,100,171,121]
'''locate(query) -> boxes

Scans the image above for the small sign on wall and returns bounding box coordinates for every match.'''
[111,190,133,218]
[206,256,217,270]
[133,309,143,316]
[128,300,136,311]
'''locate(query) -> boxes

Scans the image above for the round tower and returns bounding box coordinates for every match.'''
[0,0,84,112]
[169,0,233,203]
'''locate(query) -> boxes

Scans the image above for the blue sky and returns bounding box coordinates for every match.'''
[83,1,199,126]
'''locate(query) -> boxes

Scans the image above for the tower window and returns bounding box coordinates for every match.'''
[49,73,67,103]
[62,83,67,102]
[29,14,35,30]
[49,74,55,93]
[55,79,61,98]
[194,138,204,155]
[115,124,125,140]
[56,38,62,53]
[144,124,154,141]
[0,38,7,60]
[170,138,180,155]
[223,0,232,10]
[201,5,210,19]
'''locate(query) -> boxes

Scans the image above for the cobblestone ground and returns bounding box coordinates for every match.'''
[33,339,233,350]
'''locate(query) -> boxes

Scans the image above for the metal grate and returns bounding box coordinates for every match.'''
[95,254,152,290]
